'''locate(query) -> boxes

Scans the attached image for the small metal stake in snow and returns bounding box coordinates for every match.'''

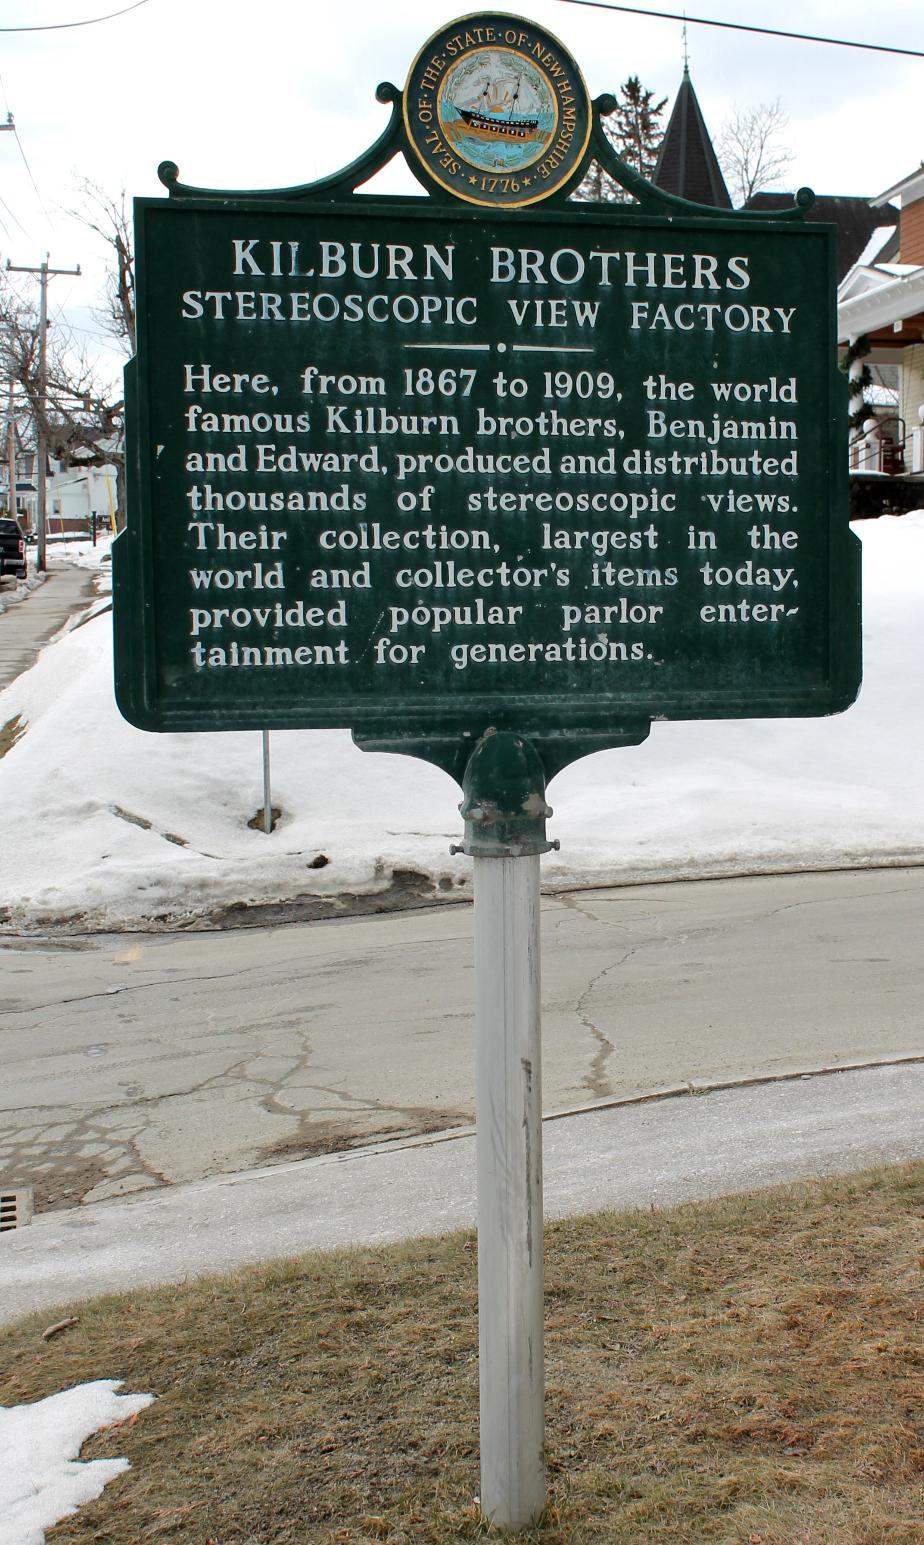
[452,728,559,1530]
[261,730,272,834]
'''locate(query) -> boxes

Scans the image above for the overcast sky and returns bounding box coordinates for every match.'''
[0,0,920,383]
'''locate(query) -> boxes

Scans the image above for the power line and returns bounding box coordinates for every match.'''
[12,128,42,199]
[0,90,37,240]
[0,194,32,243]
[51,318,118,341]
[0,77,51,231]
[12,127,53,227]
[49,290,83,329]
[555,1,924,60]
[0,1,151,33]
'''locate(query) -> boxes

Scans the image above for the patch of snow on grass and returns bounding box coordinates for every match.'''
[0,1380,154,1545]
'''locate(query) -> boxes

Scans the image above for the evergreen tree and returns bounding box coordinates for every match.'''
[614,76,667,180]
[575,75,667,202]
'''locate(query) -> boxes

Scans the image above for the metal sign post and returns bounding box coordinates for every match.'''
[261,729,273,834]
[474,847,545,1525]
[453,729,557,1525]
[113,9,862,1532]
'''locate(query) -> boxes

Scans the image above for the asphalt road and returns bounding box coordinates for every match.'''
[2,865,922,1210]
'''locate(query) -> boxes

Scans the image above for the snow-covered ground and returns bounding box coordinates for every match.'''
[1,516,922,933]
[0,566,44,615]
[0,1381,154,1545]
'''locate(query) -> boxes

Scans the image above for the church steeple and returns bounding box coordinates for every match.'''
[652,69,732,208]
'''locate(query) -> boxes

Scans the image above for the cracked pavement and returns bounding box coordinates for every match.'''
[1,866,922,1211]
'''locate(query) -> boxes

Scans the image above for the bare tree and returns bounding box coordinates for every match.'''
[717,99,793,207]
[71,179,135,354]
[0,272,126,523]
[0,182,135,532]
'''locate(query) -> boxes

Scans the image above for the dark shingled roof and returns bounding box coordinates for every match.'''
[652,68,731,209]
[744,193,899,281]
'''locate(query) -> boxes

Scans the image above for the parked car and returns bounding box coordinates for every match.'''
[0,516,27,579]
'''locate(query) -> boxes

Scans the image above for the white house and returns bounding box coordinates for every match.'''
[2,423,119,536]
[838,165,924,475]
[46,459,118,534]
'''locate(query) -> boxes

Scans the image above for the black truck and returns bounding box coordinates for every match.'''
[0,516,27,580]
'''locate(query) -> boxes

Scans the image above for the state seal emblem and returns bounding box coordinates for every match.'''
[404,13,592,207]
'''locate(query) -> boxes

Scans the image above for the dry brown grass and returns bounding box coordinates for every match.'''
[0,713,25,759]
[2,1162,923,1544]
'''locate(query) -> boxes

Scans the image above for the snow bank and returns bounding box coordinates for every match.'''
[47,536,114,584]
[1,517,922,932]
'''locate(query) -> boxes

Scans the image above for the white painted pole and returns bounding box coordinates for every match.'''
[36,260,49,572]
[261,729,272,834]
[7,381,16,523]
[474,852,546,1529]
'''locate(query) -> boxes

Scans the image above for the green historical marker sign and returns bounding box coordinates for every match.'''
[114,14,860,781]
[113,17,865,1529]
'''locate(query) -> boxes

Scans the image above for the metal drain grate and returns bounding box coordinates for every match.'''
[0,1187,34,1230]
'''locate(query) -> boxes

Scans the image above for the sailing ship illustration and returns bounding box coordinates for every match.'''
[454,76,540,141]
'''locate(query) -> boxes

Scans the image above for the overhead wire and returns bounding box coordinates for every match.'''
[50,282,83,324]
[0,70,37,241]
[56,319,117,340]
[555,0,924,60]
[0,195,31,242]
[0,1,152,34]
[11,126,54,228]
[0,60,54,229]
[1,5,151,257]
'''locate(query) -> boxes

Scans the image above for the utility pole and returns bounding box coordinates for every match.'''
[2,118,18,518]
[7,380,16,521]
[6,255,81,571]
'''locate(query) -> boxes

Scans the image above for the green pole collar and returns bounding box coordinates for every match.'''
[453,728,559,859]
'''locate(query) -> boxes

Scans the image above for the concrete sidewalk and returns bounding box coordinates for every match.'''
[2,1060,921,1327]
[0,565,97,691]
